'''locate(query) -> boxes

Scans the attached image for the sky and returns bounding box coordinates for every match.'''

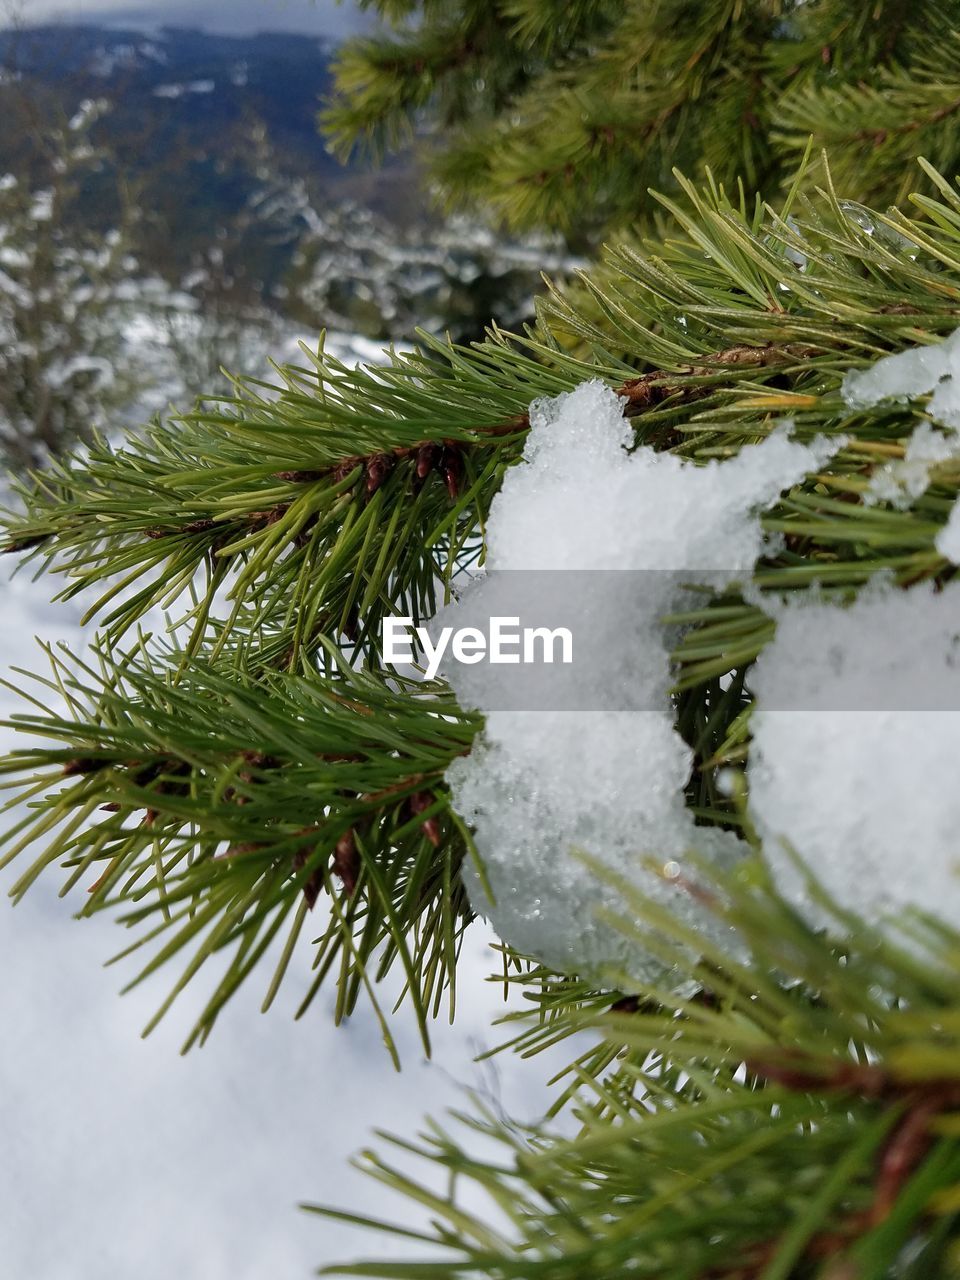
[0,562,577,1277]
[5,0,368,38]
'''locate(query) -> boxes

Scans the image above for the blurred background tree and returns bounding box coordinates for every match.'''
[0,13,576,474]
[326,0,960,245]
[0,99,141,470]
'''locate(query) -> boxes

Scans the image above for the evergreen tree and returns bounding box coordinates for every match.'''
[6,6,960,1279]
[325,0,960,244]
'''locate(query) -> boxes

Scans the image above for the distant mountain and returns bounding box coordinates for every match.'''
[0,24,415,274]
[18,0,367,39]
[0,23,571,341]
[52,24,338,158]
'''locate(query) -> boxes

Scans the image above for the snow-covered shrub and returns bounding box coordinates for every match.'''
[0,100,140,470]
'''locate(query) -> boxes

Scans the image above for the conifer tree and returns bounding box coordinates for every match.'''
[6,5,960,1279]
[326,0,960,244]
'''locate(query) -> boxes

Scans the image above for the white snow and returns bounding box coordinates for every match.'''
[29,189,53,223]
[0,267,31,308]
[444,350,960,966]
[43,354,116,390]
[843,326,960,426]
[0,245,31,269]
[90,44,139,77]
[139,41,168,65]
[937,500,960,563]
[843,328,960,504]
[442,382,840,982]
[866,421,959,507]
[68,99,107,132]
[153,80,216,99]
[749,584,960,929]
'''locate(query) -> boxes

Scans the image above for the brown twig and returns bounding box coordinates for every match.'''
[332,828,360,897]
[407,790,442,847]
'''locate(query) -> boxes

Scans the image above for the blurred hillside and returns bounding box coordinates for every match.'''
[0,22,571,343]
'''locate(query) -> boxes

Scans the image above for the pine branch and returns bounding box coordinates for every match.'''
[776,33,960,209]
[312,861,960,1278]
[0,639,477,1051]
[324,0,960,242]
[4,161,960,1043]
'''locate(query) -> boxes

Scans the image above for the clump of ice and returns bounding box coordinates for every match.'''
[445,328,960,969]
[749,584,960,929]
[937,501,960,564]
[750,328,960,931]
[843,328,960,504]
[29,189,53,223]
[67,98,107,133]
[443,381,839,982]
[866,422,959,508]
[843,327,960,426]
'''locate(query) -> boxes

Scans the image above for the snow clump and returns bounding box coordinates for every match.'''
[444,327,960,973]
[748,584,960,930]
[442,381,839,982]
[938,501,960,564]
[843,327,960,427]
[843,328,960,505]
